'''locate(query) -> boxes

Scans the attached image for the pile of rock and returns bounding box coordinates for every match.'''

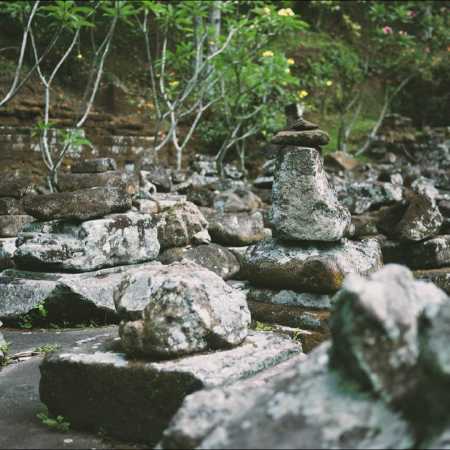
[0,174,35,270]
[0,183,161,325]
[39,260,301,446]
[160,264,450,449]
[239,119,382,350]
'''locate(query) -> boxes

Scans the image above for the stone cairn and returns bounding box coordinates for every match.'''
[239,118,383,349]
[0,158,162,326]
[0,173,35,361]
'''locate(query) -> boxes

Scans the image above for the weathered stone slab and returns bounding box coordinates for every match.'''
[0,173,33,198]
[14,212,159,272]
[248,300,330,331]
[0,238,16,270]
[0,215,34,237]
[0,262,162,322]
[159,244,240,280]
[270,147,351,241]
[39,331,301,446]
[23,187,131,221]
[160,342,413,450]
[119,261,250,358]
[0,197,25,215]
[414,268,450,294]
[242,237,382,293]
[71,158,117,173]
[271,129,330,147]
[57,171,139,195]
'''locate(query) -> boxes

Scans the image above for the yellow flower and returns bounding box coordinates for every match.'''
[262,50,274,58]
[298,90,308,99]
[287,58,295,65]
[325,80,333,87]
[278,8,295,17]
[262,6,271,15]
[76,53,83,60]
[169,80,179,88]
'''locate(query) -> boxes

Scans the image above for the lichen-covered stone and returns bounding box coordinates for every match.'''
[330,264,447,405]
[39,330,301,446]
[0,262,162,322]
[395,186,443,241]
[0,173,34,198]
[160,343,413,450]
[271,129,330,147]
[14,212,159,272]
[270,147,351,241]
[0,197,25,215]
[57,171,139,195]
[159,244,240,280]
[71,158,117,173]
[342,181,403,215]
[156,201,209,249]
[119,261,250,358]
[0,215,34,237]
[414,268,450,294]
[242,237,382,293]
[213,189,262,213]
[0,238,16,270]
[202,209,266,246]
[23,187,131,221]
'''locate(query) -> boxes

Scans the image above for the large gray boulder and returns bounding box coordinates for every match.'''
[0,215,34,237]
[40,330,301,446]
[330,264,447,405]
[202,209,266,246]
[242,237,382,293]
[119,261,251,358]
[160,342,413,450]
[159,244,240,280]
[0,238,16,270]
[270,147,351,241]
[156,201,210,250]
[14,212,160,272]
[23,187,131,221]
[0,262,162,323]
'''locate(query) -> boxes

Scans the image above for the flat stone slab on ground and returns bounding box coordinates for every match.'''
[39,331,301,446]
[0,326,145,450]
[242,237,382,293]
[14,212,159,272]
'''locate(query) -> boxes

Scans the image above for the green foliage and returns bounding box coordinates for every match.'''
[34,344,60,354]
[252,321,275,332]
[37,409,71,432]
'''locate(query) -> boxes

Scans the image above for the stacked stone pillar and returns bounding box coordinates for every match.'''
[241,119,382,350]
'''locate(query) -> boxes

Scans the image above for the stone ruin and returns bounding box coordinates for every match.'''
[2,117,449,447]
